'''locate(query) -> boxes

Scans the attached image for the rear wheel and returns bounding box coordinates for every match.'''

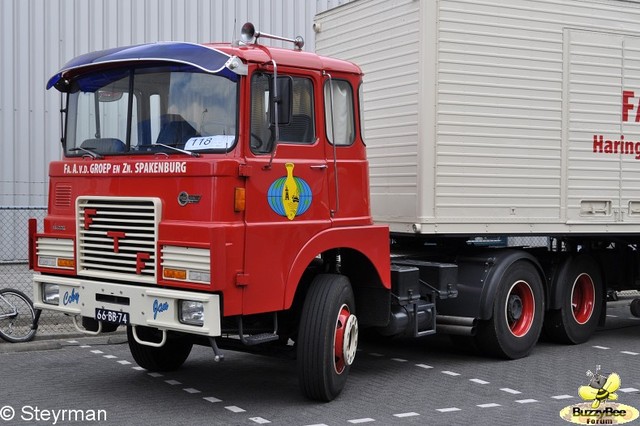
[544,255,602,344]
[127,326,192,371]
[297,274,358,401]
[475,260,544,359]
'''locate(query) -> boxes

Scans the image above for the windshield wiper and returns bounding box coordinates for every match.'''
[69,147,104,159]
[155,143,200,158]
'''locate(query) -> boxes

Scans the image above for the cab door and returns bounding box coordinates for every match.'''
[323,74,371,226]
[242,71,331,314]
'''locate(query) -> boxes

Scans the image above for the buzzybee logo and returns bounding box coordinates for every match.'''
[559,365,639,424]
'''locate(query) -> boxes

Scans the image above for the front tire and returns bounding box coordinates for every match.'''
[544,255,603,344]
[127,326,192,371]
[297,274,358,401]
[476,260,544,359]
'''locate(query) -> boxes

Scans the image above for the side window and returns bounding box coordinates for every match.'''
[250,74,315,154]
[324,79,355,146]
[280,78,315,144]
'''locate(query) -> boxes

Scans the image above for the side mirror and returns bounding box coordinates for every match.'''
[271,76,292,126]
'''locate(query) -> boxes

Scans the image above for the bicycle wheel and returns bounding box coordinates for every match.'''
[0,289,37,343]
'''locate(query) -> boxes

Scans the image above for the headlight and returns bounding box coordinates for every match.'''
[43,283,60,305]
[179,300,204,326]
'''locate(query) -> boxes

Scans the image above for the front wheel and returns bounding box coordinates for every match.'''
[297,274,358,401]
[544,255,603,344]
[127,326,192,371]
[0,289,37,343]
[475,260,545,359]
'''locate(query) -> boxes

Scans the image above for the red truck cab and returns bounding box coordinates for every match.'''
[31,28,390,401]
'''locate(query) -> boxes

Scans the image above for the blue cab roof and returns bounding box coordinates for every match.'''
[47,42,235,91]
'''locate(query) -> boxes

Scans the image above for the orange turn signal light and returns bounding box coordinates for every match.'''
[163,268,187,280]
[234,187,246,212]
[57,258,75,268]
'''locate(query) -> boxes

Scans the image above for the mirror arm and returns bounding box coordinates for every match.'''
[59,94,66,146]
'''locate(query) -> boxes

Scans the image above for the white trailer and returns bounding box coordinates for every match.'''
[315,0,640,360]
[316,0,640,235]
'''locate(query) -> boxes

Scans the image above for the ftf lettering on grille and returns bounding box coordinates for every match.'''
[63,162,187,175]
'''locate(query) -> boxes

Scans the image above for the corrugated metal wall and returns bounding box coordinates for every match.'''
[0,0,350,208]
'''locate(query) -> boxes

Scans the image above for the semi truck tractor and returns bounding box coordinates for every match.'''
[30,0,640,402]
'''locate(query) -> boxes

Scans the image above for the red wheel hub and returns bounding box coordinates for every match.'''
[506,280,535,337]
[334,304,358,374]
[571,273,595,325]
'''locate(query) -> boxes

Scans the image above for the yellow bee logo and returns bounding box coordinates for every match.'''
[578,366,621,408]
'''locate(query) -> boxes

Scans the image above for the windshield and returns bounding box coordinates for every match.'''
[65,67,237,156]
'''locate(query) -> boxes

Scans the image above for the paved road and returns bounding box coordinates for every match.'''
[1,299,639,426]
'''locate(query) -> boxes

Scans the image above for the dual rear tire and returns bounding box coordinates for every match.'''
[476,260,545,359]
[544,255,602,344]
[475,255,602,359]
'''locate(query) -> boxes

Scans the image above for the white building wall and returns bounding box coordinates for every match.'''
[0,0,351,208]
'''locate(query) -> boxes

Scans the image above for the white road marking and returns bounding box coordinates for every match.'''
[416,364,433,369]
[90,350,104,354]
[477,403,501,408]
[516,399,538,404]
[470,378,489,385]
[348,418,375,424]
[436,407,461,413]
[203,397,222,403]
[183,388,201,394]
[165,379,181,385]
[147,372,163,378]
[249,417,271,424]
[391,358,407,362]
[117,360,131,365]
[103,355,117,359]
[621,351,639,355]
[394,412,419,418]
[551,395,573,400]
[593,345,610,350]
[442,370,460,376]
[500,388,522,394]
[225,406,246,413]
[620,388,640,393]
[368,353,384,357]
[132,366,145,371]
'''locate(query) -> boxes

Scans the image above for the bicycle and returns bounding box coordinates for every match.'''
[0,288,41,343]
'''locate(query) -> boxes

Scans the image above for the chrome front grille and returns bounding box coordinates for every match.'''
[77,197,160,283]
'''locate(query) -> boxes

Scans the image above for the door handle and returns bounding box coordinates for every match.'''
[310,164,328,170]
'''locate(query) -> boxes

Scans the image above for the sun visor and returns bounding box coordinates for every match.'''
[47,42,239,91]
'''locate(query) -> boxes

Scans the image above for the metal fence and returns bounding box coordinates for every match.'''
[0,206,76,337]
